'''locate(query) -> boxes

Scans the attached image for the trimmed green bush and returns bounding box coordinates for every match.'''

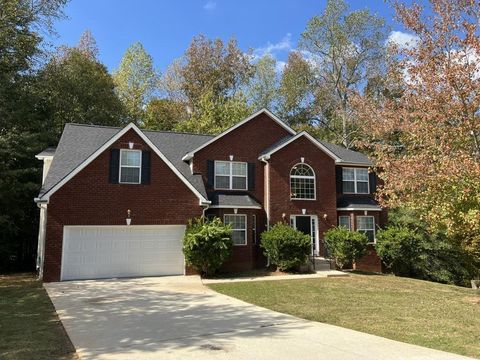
[260,223,311,271]
[324,226,369,269]
[183,217,233,276]
[375,226,423,276]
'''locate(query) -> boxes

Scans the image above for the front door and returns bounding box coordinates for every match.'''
[291,215,318,255]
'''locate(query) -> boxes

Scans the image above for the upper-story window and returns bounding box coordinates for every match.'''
[214,161,247,190]
[119,149,142,184]
[290,163,316,200]
[342,167,369,194]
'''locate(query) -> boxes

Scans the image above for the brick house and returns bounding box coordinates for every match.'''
[35,109,385,282]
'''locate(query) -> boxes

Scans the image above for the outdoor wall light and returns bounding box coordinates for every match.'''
[234,208,238,214]
[229,155,234,161]
[301,157,305,163]
[302,209,306,215]
[128,141,134,149]
[126,209,132,226]
[323,213,328,220]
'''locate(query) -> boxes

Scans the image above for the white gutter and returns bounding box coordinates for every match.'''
[36,203,48,280]
[261,157,271,229]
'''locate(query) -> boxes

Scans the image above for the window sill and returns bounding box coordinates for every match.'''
[290,198,316,201]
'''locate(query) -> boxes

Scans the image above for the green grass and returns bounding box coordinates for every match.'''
[0,274,77,360]
[209,274,480,358]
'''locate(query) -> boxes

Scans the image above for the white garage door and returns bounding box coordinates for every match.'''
[61,225,186,281]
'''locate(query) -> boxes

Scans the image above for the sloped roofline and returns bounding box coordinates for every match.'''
[258,131,342,162]
[181,108,296,161]
[35,123,210,205]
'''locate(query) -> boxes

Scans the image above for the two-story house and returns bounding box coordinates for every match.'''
[34,109,385,282]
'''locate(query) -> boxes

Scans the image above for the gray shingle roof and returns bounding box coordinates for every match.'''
[38,124,213,199]
[337,196,381,209]
[36,147,56,158]
[259,134,372,166]
[210,193,261,208]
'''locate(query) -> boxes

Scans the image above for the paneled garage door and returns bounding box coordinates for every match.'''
[61,225,186,281]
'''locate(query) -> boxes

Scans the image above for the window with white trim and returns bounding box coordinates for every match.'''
[215,161,247,190]
[290,163,316,199]
[224,214,247,246]
[342,168,369,194]
[338,216,351,230]
[120,149,141,184]
[357,216,375,243]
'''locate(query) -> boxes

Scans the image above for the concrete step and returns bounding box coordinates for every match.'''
[312,257,332,271]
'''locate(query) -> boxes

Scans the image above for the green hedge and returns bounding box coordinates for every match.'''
[324,226,369,269]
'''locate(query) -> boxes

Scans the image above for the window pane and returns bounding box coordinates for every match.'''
[356,168,369,181]
[292,164,314,176]
[361,230,375,242]
[232,163,246,176]
[121,150,141,166]
[120,167,140,183]
[291,177,315,199]
[357,217,374,230]
[215,161,230,175]
[342,168,355,181]
[232,176,247,189]
[232,230,246,245]
[339,216,351,229]
[342,181,355,193]
[357,181,369,193]
[215,176,230,189]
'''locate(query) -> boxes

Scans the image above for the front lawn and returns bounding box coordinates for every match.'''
[209,274,480,358]
[0,274,77,360]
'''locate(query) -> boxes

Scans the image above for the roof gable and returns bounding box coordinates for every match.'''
[36,123,211,204]
[182,109,296,161]
[258,131,341,161]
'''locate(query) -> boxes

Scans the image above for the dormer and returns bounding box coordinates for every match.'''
[35,147,56,184]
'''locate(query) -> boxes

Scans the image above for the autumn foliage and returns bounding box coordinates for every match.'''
[354,0,480,262]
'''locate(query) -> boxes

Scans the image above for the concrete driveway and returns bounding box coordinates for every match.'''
[45,276,473,360]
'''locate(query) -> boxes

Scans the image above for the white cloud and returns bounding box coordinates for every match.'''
[387,31,419,50]
[203,1,216,11]
[254,33,292,58]
[275,61,287,73]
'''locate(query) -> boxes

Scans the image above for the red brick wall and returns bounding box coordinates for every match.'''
[43,129,203,281]
[268,136,338,256]
[337,210,385,272]
[192,113,292,202]
[205,208,267,271]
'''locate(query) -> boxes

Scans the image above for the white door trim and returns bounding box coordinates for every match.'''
[290,215,319,256]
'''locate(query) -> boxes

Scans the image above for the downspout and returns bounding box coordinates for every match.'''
[260,156,271,267]
[35,202,48,280]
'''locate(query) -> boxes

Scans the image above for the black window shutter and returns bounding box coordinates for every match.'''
[335,166,343,194]
[369,171,377,194]
[248,162,255,191]
[109,149,120,184]
[141,151,151,184]
[207,160,215,188]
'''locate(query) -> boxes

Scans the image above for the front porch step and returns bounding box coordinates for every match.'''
[312,257,332,271]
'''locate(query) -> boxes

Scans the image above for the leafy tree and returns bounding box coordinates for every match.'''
[183,217,233,276]
[354,0,480,263]
[278,51,315,127]
[260,223,311,271]
[113,42,158,125]
[159,35,253,132]
[76,29,99,59]
[144,98,184,131]
[247,54,279,110]
[0,0,67,271]
[175,89,252,134]
[38,45,124,136]
[324,226,369,269]
[299,0,388,147]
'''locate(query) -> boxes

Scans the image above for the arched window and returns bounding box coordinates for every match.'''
[290,163,316,200]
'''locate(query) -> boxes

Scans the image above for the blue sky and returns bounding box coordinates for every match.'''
[48,0,415,73]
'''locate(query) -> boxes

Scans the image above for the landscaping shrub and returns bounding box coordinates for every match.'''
[183,217,232,276]
[376,208,479,286]
[260,223,311,271]
[375,226,424,276]
[324,226,369,269]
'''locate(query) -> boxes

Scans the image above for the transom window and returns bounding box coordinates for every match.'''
[290,163,316,200]
[338,216,351,230]
[215,161,247,190]
[342,168,369,194]
[120,149,141,184]
[224,214,247,246]
[357,216,375,243]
